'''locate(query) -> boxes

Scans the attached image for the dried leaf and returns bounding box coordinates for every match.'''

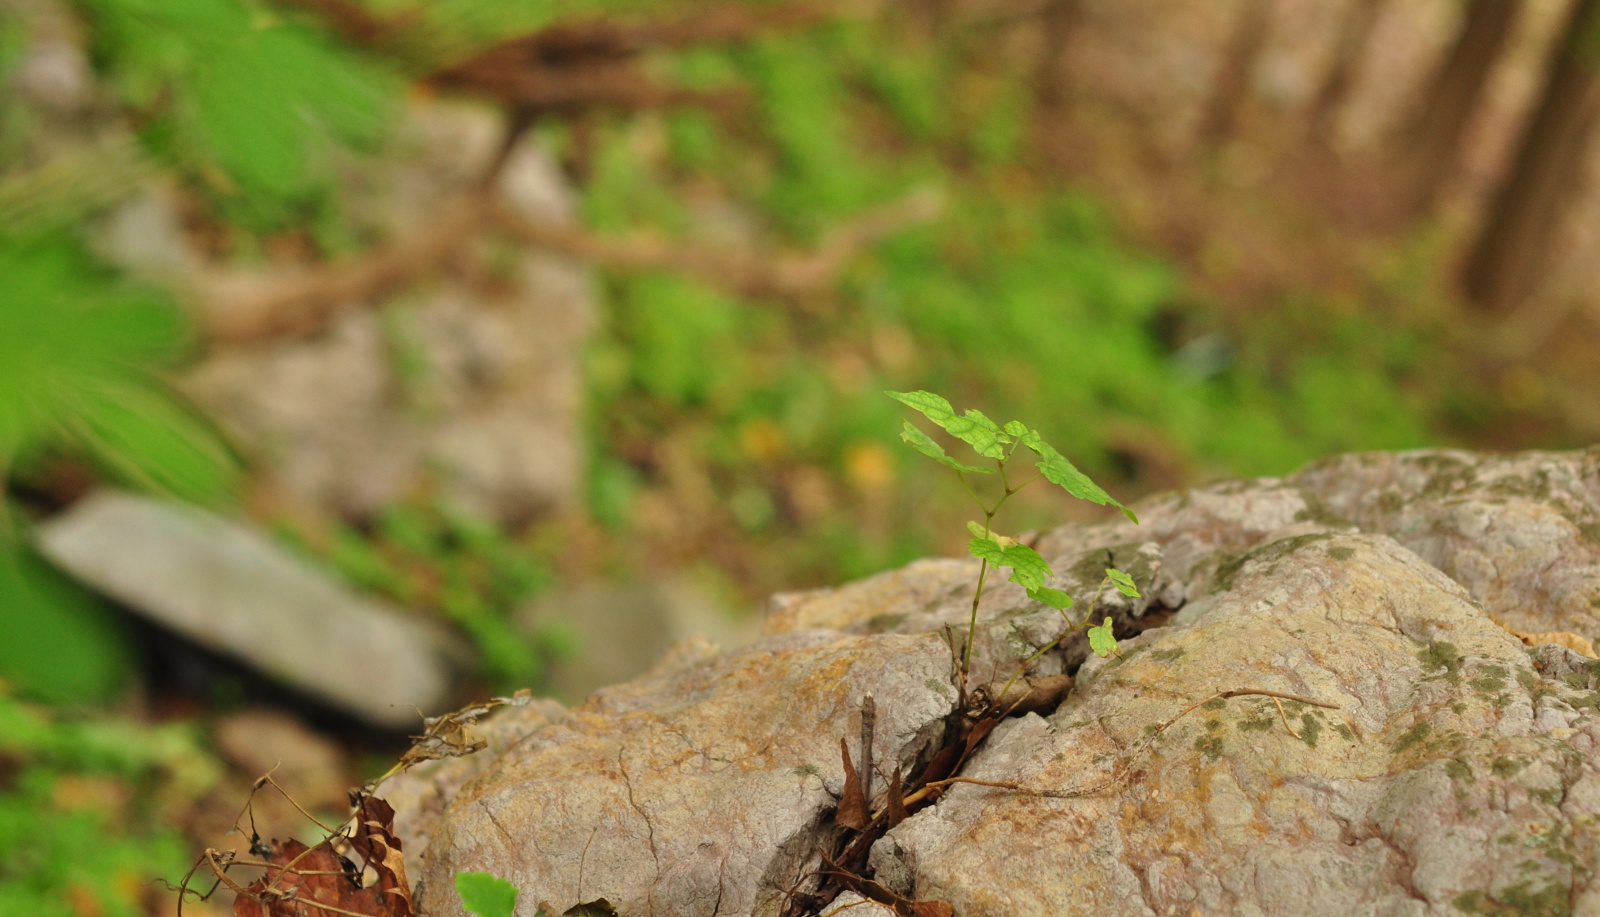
[885,767,909,829]
[836,737,870,830]
[349,798,413,917]
[233,797,413,917]
[397,699,513,768]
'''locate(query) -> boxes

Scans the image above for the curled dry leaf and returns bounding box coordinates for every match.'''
[836,737,870,831]
[885,767,909,829]
[398,691,533,769]
[233,797,412,917]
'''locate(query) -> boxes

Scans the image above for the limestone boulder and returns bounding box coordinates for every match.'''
[388,448,1600,917]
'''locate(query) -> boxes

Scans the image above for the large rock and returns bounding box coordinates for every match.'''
[388,448,1600,916]
[35,490,464,727]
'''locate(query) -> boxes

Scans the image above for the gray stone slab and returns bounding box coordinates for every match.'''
[36,490,462,727]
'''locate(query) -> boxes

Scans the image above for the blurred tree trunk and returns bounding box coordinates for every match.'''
[1462,0,1600,314]
[1305,0,1391,145]
[1033,0,1082,143]
[1392,0,1523,219]
[1196,0,1273,148]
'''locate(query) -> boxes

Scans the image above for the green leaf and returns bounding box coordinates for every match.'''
[998,543,1051,591]
[1017,430,1138,523]
[965,520,992,539]
[457,872,519,917]
[887,389,958,425]
[948,408,1007,458]
[886,390,1006,459]
[1003,420,1029,437]
[900,421,993,474]
[1105,568,1141,598]
[0,235,235,501]
[1087,618,1118,657]
[967,535,1004,565]
[1027,585,1073,610]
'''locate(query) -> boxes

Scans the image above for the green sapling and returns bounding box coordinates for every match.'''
[887,390,1141,697]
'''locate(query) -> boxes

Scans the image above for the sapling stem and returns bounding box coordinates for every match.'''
[992,572,1114,705]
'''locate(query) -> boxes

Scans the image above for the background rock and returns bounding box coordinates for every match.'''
[35,490,465,727]
[180,101,594,524]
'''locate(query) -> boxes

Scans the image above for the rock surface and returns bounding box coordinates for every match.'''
[388,448,1600,917]
[35,490,464,727]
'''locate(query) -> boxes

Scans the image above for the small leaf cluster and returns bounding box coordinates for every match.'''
[890,390,1139,662]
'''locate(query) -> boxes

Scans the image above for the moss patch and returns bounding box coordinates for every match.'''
[1419,641,1464,680]
[1392,721,1431,753]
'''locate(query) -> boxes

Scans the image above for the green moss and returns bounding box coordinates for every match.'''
[1151,648,1186,663]
[1209,533,1339,592]
[1491,756,1526,778]
[1451,882,1571,917]
[1298,714,1321,747]
[1418,641,1464,680]
[1239,716,1276,733]
[1333,723,1355,741]
[1202,697,1227,711]
[1327,545,1356,561]
[1577,523,1600,546]
[1194,734,1224,761]
[1445,758,1474,783]
[1392,721,1432,753]
[1205,719,1223,731]
[1472,674,1508,693]
[1293,490,1355,529]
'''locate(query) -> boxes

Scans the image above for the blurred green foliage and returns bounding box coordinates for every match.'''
[80,0,398,228]
[277,502,575,694]
[0,0,1447,709]
[0,688,218,917]
[577,13,1434,585]
[0,233,237,703]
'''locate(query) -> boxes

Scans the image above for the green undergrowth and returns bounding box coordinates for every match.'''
[274,500,578,694]
[578,13,1437,589]
[0,688,218,917]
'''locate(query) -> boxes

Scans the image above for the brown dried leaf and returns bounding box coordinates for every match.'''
[234,840,369,917]
[885,767,909,829]
[349,798,413,917]
[397,699,511,768]
[233,797,413,917]
[836,736,870,830]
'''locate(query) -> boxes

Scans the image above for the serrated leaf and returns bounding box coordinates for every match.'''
[1018,430,1139,523]
[1003,420,1029,437]
[887,389,958,425]
[966,520,990,539]
[887,391,1006,460]
[1105,568,1141,598]
[998,543,1052,591]
[900,421,993,474]
[967,536,1005,565]
[1027,586,1073,609]
[948,409,1007,458]
[1087,618,1118,657]
[457,871,518,917]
